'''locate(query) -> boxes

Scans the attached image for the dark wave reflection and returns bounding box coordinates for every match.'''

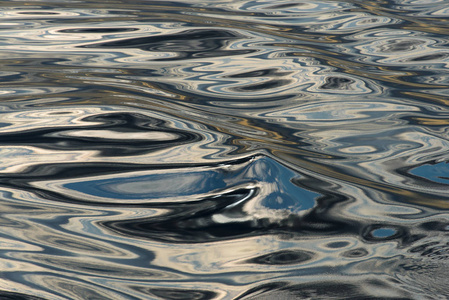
[1,0,449,298]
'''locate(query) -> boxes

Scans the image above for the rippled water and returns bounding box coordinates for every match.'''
[1,0,449,299]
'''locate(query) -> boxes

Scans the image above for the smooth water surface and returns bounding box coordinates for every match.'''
[0,0,449,299]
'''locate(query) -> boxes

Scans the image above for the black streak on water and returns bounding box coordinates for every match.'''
[82,28,257,60]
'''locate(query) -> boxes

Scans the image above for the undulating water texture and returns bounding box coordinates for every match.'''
[0,0,449,299]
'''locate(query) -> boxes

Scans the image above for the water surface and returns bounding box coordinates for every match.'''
[0,0,449,299]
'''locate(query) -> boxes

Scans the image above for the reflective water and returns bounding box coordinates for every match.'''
[0,0,449,299]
